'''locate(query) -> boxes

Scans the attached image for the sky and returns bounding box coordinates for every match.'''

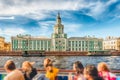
[0,0,120,42]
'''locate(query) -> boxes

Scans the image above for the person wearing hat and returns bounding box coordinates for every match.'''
[4,60,25,80]
[22,61,37,80]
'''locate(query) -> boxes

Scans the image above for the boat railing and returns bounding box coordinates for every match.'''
[0,68,120,74]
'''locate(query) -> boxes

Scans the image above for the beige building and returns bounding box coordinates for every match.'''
[0,36,5,51]
[0,36,11,51]
[103,36,120,50]
[4,42,11,51]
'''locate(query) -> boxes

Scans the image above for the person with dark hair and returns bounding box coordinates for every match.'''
[69,61,85,80]
[84,64,103,80]
[97,62,116,80]
[4,60,25,80]
[44,58,59,80]
[22,61,37,80]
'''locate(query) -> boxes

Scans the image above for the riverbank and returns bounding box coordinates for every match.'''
[0,51,120,56]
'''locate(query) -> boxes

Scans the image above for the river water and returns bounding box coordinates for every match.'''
[0,56,120,70]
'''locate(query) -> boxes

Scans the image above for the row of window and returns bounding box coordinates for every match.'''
[13,48,51,51]
[68,48,88,51]
[104,42,116,44]
[56,46,65,49]
[12,40,51,44]
[13,45,51,48]
[56,42,65,44]
[68,44,101,47]
[69,41,102,44]
[68,48,101,51]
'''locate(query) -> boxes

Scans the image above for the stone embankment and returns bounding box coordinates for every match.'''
[0,51,88,56]
[0,51,120,56]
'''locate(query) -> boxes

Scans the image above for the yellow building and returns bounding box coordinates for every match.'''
[0,36,11,51]
[0,36,5,51]
[4,42,11,51]
[103,36,120,51]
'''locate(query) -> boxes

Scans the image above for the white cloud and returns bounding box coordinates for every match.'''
[0,16,14,19]
[0,0,81,16]
[0,28,2,33]
[38,21,55,36]
[106,0,117,5]
[64,23,82,33]
[0,0,118,20]
[80,0,118,19]
[25,11,50,20]
[88,2,105,18]
[0,27,26,36]
[38,21,82,38]
[79,26,120,39]
[0,27,26,41]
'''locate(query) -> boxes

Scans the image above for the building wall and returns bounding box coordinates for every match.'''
[11,35,51,51]
[103,37,120,50]
[0,36,11,51]
[51,13,67,51]
[51,38,67,51]
[68,37,103,51]
[0,37,5,51]
[4,42,11,51]
[118,39,120,50]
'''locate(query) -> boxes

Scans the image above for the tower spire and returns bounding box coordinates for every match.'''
[57,12,60,19]
[56,12,61,24]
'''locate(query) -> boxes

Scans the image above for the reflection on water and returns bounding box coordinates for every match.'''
[0,56,120,69]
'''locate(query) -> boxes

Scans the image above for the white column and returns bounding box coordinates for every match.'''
[36,40,37,50]
[12,40,14,50]
[43,41,45,50]
[40,40,41,50]
[47,41,48,51]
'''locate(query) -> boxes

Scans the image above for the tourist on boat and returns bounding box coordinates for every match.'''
[4,60,25,80]
[44,58,59,80]
[69,61,85,80]
[44,58,52,70]
[84,64,103,80]
[22,61,37,80]
[97,62,116,80]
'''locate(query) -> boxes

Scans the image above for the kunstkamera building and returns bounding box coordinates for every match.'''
[11,13,103,51]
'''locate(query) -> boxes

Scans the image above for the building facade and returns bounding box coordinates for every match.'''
[11,35,51,51]
[68,37,103,51]
[51,13,67,51]
[103,36,120,50]
[11,13,103,51]
[0,36,11,51]
[0,36,4,51]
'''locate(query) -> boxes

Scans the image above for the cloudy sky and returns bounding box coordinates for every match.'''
[0,0,120,42]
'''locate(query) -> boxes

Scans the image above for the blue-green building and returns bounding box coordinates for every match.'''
[11,13,103,51]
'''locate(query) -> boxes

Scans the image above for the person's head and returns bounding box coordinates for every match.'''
[22,61,34,72]
[46,61,53,72]
[43,58,51,69]
[73,61,84,74]
[84,65,99,80]
[97,62,110,72]
[4,60,16,73]
[44,58,53,72]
